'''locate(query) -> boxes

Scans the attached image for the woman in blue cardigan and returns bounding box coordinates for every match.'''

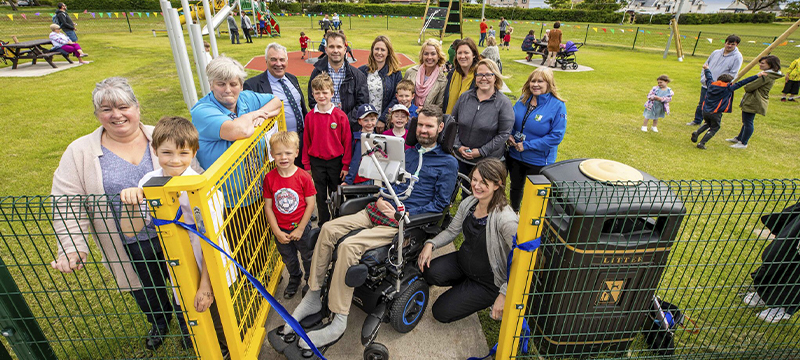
[359,35,402,132]
[506,67,567,212]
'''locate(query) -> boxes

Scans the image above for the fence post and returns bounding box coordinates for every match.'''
[387,14,389,30]
[691,31,701,56]
[584,24,589,44]
[142,180,225,360]
[539,22,544,38]
[310,13,312,29]
[632,26,640,50]
[349,14,352,30]
[125,11,132,33]
[495,175,551,359]
[0,256,57,360]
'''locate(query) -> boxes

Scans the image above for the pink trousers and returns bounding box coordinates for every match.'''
[59,43,82,57]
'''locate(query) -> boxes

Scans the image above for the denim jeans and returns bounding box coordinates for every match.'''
[65,30,78,42]
[736,112,756,145]
[693,86,708,124]
[479,33,486,47]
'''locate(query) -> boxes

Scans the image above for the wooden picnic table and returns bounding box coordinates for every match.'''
[2,38,72,70]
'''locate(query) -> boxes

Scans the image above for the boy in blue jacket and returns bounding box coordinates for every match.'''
[343,104,379,185]
[692,64,764,149]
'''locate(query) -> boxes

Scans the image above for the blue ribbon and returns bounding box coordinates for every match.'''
[468,235,541,360]
[153,208,327,360]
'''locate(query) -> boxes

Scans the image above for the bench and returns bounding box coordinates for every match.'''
[152,29,168,37]
[523,41,549,64]
[1,38,73,69]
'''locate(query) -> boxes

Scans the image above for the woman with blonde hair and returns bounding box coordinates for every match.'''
[506,67,566,212]
[404,38,448,110]
[359,35,402,131]
[481,36,502,73]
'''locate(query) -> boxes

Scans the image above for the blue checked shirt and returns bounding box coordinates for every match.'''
[327,65,346,106]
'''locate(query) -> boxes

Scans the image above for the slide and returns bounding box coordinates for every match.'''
[178,0,227,26]
[200,4,234,36]
[243,0,280,37]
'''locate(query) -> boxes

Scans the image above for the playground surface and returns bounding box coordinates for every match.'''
[259,243,489,360]
[244,49,416,76]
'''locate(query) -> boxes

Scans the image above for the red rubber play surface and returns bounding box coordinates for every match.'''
[244,49,416,76]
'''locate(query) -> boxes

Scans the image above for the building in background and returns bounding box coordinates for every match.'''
[718,0,782,13]
[623,0,707,14]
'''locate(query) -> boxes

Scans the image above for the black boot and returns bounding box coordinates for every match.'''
[697,131,716,150]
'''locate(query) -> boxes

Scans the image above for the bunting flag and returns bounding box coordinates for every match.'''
[129,12,134,17]
[155,12,159,17]
[115,12,119,18]
[748,40,756,43]
[146,12,150,17]
[6,14,12,21]
[646,31,651,34]
[628,29,634,32]
[49,13,55,17]
[99,12,103,17]
[137,12,142,17]
[620,29,624,33]
[73,13,78,20]
[658,32,663,35]
[575,25,580,29]
[681,35,686,39]
[610,29,615,34]
[91,12,95,18]
[107,12,112,17]
[763,42,771,45]
[639,30,645,33]
[779,41,788,46]
[593,27,597,32]
[35,12,40,16]
[694,36,697,39]
[21,13,27,20]
[83,9,87,13]
[602,28,607,32]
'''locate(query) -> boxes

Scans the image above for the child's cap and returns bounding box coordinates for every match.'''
[390,104,410,116]
[356,103,379,119]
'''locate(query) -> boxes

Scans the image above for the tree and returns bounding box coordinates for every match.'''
[544,0,571,9]
[784,0,800,16]
[740,0,786,12]
[575,0,627,11]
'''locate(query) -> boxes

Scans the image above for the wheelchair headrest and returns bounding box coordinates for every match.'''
[405,114,457,155]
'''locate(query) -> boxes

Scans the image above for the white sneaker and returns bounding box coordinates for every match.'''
[731,143,748,149]
[686,121,700,126]
[651,126,659,133]
[743,292,766,307]
[757,307,792,323]
[725,138,740,143]
[641,126,648,132]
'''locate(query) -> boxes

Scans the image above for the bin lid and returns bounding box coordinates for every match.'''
[579,159,643,185]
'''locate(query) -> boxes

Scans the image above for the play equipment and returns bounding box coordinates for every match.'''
[177,0,279,37]
[241,0,281,37]
[419,0,462,42]
[177,0,225,25]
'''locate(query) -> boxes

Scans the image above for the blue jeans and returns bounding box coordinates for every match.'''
[693,86,707,124]
[65,30,78,42]
[736,111,756,145]
[479,33,486,47]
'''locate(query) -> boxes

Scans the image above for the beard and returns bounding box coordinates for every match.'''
[417,133,436,147]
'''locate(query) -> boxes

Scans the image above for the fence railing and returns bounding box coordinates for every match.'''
[0,112,286,360]
[498,176,800,359]
[0,10,166,41]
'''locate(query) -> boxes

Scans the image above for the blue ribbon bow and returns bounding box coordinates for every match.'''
[467,235,541,360]
[153,208,327,360]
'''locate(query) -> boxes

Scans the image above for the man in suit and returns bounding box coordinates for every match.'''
[244,43,308,167]
[307,31,368,130]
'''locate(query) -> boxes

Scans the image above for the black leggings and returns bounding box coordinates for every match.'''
[423,252,499,323]
[506,155,544,212]
[125,237,184,332]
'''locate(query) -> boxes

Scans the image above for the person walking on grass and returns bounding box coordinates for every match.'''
[241,13,253,43]
[479,18,488,47]
[688,35,743,126]
[727,55,783,149]
[642,75,673,132]
[691,63,763,150]
[499,17,510,42]
[227,12,240,45]
[781,55,800,102]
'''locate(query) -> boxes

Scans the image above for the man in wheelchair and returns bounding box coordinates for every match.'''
[281,107,458,353]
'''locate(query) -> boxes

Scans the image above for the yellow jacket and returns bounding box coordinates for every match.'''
[788,58,800,81]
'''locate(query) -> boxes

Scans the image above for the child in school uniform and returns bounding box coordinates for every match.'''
[299,32,310,60]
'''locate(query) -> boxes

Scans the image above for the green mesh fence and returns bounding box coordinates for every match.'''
[511,179,800,359]
[0,195,199,360]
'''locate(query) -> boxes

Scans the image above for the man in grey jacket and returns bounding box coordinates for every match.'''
[227,12,240,45]
[688,34,743,126]
[55,3,77,41]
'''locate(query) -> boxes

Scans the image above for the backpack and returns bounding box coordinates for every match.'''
[52,13,60,25]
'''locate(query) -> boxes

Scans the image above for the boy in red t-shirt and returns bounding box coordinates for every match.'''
[299,31,310,59]
[302,73,352,226]
[264,131,317,299]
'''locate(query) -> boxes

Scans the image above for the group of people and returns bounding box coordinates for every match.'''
[48,2,89,64]
[640,34,799,151]
[49,28,568,355]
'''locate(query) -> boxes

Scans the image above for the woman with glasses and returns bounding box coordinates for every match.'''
[451,59,514,190]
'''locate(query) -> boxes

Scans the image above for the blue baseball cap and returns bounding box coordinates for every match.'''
[356,103,379,119]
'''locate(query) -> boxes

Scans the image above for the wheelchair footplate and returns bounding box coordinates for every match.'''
[268,322,344,360]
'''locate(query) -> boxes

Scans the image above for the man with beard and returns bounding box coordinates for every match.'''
[281,107,458,350]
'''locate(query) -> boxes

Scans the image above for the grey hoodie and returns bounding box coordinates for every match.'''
[451,88,514,159]
[699,47,743,88]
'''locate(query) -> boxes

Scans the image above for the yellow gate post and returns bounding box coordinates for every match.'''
[496,175,551,359]
[143,178,225,360]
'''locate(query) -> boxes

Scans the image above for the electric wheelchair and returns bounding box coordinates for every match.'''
[268,116,459,360]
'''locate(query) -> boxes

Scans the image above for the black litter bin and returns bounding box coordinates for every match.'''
[526,159,685,357]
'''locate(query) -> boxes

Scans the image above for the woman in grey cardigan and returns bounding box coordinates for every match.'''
[417,159,519,323]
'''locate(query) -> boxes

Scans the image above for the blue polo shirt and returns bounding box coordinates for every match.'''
[191,90,275,207]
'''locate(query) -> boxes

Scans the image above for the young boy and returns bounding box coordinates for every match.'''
[343,104,379,186]
[302,73,352,226]
[381,79,418,124]
[299,32,310,60]
[263,131,316,299]
[692,64,763,149]
[503,27,513,50]
[382,104,413,150]
[120,116,233,356]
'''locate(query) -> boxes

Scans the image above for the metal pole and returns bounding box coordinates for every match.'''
[202,0,219,57]
[125,11,132,33]
[481,0,485,20]
[632,26,639,49]
[584,24,589,44]
[386,14,389,30]
[539,22,543,38]
[663,0,685,59]
[349,14,352,30]
[691,31,701,56]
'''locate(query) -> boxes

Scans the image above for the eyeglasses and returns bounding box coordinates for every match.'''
[476,73,496,79]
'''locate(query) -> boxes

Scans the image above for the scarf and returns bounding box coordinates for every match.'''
[415,65,441,107]
[446,69,474,114]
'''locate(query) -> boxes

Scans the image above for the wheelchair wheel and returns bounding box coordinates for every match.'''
[363,342,389,360]
[389,279,428,333]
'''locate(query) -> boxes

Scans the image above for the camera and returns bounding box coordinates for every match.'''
[513,132,526,143]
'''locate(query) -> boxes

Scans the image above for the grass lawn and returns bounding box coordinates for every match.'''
[1,10,800,359]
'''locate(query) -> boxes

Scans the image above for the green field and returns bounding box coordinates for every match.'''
[1,7,800,359]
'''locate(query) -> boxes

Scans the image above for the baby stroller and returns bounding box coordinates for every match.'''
[555,41,582,70]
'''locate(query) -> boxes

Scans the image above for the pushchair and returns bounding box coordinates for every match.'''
[555,41,583,70]
[267,116,460,360]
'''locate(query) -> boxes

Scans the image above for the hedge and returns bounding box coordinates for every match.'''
[61,0,183,11]
[635,12,775,24]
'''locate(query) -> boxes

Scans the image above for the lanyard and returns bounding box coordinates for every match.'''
[520,96,538,133]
